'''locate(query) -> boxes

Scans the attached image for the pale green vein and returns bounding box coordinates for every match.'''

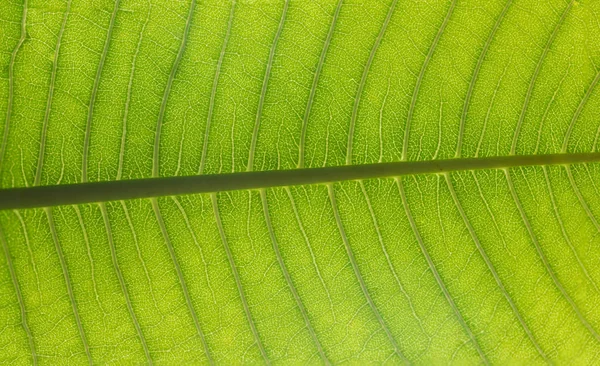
[3,153,600,210]
[45,207,92,364]
[73,205,105,316]
[504,169,600,342]
[456,0,512,157]
[475,60,510,157]
[13,210,41,304]
[561,69,600,153]
[81,0,120,183]
[359,181,429,344]
[199,0,236,175]
[117,0,151,181]
[435,175,448,249]
[211,193,269,363]
[535,66,570,154]
[445,173,547,361]
[346,0,397,165]
[99,202,152,364]
[0,0,27,175]
[285,187,336,322]
[328,183,408,363]
[171,196,216,304]
[0,222,36,365]
[151,198,213,363]
[396,177,488,364]
[153,0,196,178]
[511,0,573,155]
[247,0,289,172]
[260,189,329,364]
[298,0,343,168]
[469,171,514,259]
[543,167,600,295]
[582,164,600,203]
[402,0,456,161]
[594,121,600,153]
[380,68,393,161]
[120,200,161,315]
[34,0,71,186]
[564,166,600,235]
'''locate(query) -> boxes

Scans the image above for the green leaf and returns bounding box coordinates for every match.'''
[1,0,600,363]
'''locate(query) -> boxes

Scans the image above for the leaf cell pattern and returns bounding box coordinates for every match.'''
[1,0,600,363]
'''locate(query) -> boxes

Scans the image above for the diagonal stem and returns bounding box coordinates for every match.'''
[1,153,599,210]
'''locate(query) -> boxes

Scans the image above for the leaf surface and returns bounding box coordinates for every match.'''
[1,0,600,363]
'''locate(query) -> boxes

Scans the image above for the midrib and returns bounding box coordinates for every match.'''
[1,152,599,210]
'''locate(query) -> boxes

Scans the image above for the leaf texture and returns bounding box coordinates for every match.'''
[1,0,600,363]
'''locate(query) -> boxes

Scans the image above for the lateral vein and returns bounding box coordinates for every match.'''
[153,0,196,178]
[511,0,573,155]
[211,193,269,363]
[504,170,600,343]
[0,0,28,176]
[247,0,289,172]
[152,198,213,363]
[456,0,512,157]
[100,202,152,364]
[544,167,600,295]
[171,196,216,304]
[0,221,37,365]
[402,0,456,161]
[82,0,121,182]
[260,189,329,364]
[564,166,600,236]
[346,0,398,165]
[328,184,408,363]
[396,177,488,364]
[299,0,343,168]
[34,0,71,186]
[117,0,151,180]
[285,187,336,321]
[46,207,92,365]
[445,173,547,360]
[199,0,236,175]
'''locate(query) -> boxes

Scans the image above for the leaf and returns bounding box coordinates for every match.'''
[1,0,600,363]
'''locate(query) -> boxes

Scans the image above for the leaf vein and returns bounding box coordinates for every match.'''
[402,0,456,161]
[346,0,398,165]
[359,180,430,347]
[445,173,547,361]
[396,177,488,364]
[511,0,573,155]
[199,0,236,175]
[543,167,600,296]
[151,198,213,363]
[99,202,152,364]
[34,0,71,186]
[504,169,600,343]
[456,0,512,157]
[82,0,121,182]
[211,193,269,363]
[117,1,151,181]
[561,69,600,153]
[248,0,289,172]
[260,189,329,364]
[0,220,37,365]
[328,183,408,363]
[298,0,343,168]
[153,0,196,177]
[0,0,28,178]
[46,207,92,364]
